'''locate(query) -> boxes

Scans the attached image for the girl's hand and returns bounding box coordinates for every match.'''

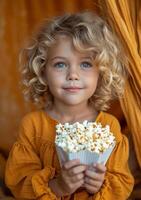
[84,163,106,194]
[57,159,86,196]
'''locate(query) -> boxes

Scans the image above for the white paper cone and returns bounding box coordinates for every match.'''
[56,144,115,167]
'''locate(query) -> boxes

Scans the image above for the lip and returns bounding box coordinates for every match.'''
[63,87,82,92]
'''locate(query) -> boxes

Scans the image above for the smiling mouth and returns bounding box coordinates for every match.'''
[63,87,82,92]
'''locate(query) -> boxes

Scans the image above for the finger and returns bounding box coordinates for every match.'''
[93,163,106,173]
[63,159,80,170]
[85,170,104,181]
[84,183,99,194]
[71,173,85,182]
[74,179,84,189]
[85,177,102,187]
[68,179,84,193]
[69,165,86,176]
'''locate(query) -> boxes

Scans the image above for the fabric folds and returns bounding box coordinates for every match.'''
[5,111,134,199]
[98,0,141,170]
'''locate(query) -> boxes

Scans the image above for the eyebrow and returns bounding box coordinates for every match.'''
[50,56,66,61]
[50,56,93,61]
[81,56,93,60]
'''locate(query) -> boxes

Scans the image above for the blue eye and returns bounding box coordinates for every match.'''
[54,62,66,68]
[81,62,92,68]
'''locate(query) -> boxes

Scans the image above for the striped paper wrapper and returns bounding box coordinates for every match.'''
[56,144,115,167]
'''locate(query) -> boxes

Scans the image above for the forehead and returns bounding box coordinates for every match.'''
[47,35,94,58]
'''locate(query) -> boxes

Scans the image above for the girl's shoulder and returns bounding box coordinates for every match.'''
[19,110,57,139]
[97,111,122,141]
[15,110,56,155]
[97,111,120,126]
[21,110,56,125]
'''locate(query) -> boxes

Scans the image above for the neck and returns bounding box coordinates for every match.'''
[47,101,98,123]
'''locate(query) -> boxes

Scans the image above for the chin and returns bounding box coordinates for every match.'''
[63,100,86,106]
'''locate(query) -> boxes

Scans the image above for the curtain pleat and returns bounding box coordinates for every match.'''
[99,0,141,168]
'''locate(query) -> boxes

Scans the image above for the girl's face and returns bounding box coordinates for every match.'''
[45,35,99,108]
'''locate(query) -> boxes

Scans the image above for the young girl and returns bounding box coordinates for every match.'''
[5,12,134,200]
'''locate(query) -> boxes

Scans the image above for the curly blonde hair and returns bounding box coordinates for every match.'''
[20,11,127,111]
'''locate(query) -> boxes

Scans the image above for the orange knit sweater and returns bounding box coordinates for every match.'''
[5,111,134,200]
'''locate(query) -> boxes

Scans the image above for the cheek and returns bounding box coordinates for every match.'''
[47,76,63,90]
[88,74,99,86]
[95,75,99,85]
[93,71,99,86]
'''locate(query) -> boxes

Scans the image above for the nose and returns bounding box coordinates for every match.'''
[67,66,79,81]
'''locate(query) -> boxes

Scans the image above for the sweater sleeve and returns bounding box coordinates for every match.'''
[5,115,60,200]
[91,119,134,200]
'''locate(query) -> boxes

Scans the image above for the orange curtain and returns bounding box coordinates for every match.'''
[98,0,141,168]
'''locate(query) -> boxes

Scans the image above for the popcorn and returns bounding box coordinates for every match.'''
[55,121,115,153]
[55,121,116,165]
